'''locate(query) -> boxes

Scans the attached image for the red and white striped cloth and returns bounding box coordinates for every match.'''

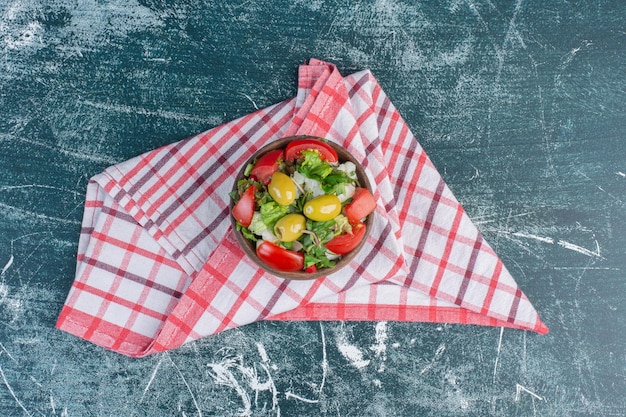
[56,59,548,357]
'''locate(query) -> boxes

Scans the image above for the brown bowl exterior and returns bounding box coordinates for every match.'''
[230,136,375,280]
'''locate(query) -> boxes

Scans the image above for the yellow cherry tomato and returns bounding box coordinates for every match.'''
[303,194,342,221]
[274,213,306,242]
[268,172,296,206]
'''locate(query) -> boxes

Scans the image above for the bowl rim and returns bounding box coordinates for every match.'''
[229,135,375,280]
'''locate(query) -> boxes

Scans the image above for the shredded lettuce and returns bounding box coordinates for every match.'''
[308,220,336,244]
[237,224,257,241]
[244,163,254,176]
[304,251,336,269]
[248,211,267,235]
[333,214,352,235]
[260,201,290,230]
[298,150,334,181]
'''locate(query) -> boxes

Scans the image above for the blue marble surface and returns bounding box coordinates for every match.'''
[0,1,624,415]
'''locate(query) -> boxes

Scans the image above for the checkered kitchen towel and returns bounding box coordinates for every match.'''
[56,59,548,357]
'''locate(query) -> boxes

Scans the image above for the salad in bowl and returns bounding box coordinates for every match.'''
[230,136,376,279]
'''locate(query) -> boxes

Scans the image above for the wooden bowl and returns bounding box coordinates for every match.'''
[230,136,374,280]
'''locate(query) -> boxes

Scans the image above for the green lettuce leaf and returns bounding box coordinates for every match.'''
[298,150,334,181]
[248,211,267,235]
[260,201,290,230]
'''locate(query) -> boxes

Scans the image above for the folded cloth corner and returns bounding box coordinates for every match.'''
[56,58,548,358]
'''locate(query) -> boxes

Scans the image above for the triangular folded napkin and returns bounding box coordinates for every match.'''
[57,59,547,358]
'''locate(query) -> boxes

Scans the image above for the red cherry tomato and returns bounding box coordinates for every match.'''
[325,222,367,255]
[250,149,284,184]
[285,139,339,163]
[345,187,376,223]
[256,241,305,272]
[232,185,256,227]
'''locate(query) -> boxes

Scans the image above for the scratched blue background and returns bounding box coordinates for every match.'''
[1,1,625,416]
